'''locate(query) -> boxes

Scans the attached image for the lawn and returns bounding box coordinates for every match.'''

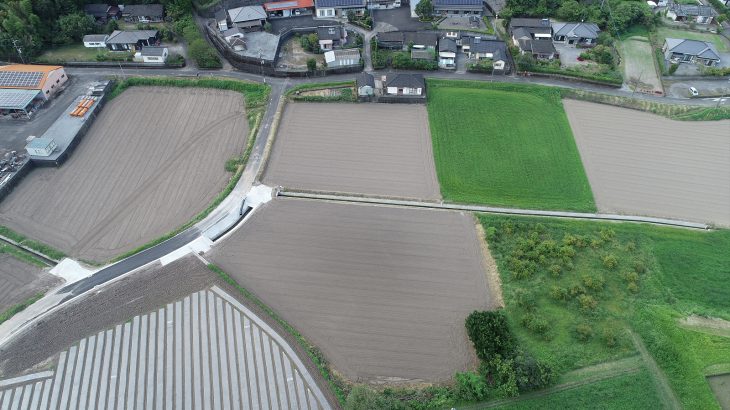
[493,368,662,410]
[478,214,730,409]
[427,80,595,212]
[618,37,662,92]
[656,27,730,52]
[34,44,132,63]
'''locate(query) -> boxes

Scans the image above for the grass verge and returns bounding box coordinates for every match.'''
[105,77,269,264]
[286,81,356,102]
[0,293,44,325]
[478,214,730,408]
[427,79,595,212]
[208,264,348,405]
[0,243,50,267]
[0,226,66,261]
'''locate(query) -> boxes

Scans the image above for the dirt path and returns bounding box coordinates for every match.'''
[629,329,682,410]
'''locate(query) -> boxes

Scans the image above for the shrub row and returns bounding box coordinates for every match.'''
[173,15,221,69]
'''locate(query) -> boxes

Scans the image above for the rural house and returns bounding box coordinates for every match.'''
[462,36,508,69]
[138,46,169,64]
[122,4,164,23]
[222,27,245,43]
[317,26,348,50]
[663,38,721,66]
[357,72,375,96]
[324,49,361,67]
[407,32,438,60]
[666,3,717,24]
[215,9,229,31]
[105,30,159,51]
[228,6,268,31]
[314,0,367,19]
[438,37,457,69]
[376,31,405,49]
[385,74,425,96]
[368,0,401,10]
[551,22,600,47]
[510,18,555,60]
[83,4,120,23]
[83,34,109,48]
[264,0,315,18]
[433,0,484,16]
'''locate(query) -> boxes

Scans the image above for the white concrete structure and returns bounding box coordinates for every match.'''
[25,137,57,157]
[82,34,108,48]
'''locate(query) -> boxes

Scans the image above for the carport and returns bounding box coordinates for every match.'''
[0,89,41,119]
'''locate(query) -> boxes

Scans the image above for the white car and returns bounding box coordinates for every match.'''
[689,87,699,97]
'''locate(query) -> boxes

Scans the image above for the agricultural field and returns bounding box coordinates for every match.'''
[618,36,663,94]
[0,252,60,314]
[479,214,730,409]
[0,87,249,262]
[564,99,730,227]
[209,198,498,384]
[263,103,440,200]
[656,27,730,53]
[427,81,595,212]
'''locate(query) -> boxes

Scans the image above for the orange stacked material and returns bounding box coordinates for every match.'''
[70,97,96,117]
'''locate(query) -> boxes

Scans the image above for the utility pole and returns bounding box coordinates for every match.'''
[11,39,25,64]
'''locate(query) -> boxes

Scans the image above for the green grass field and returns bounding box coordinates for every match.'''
[478,215,730,409]
[618,37,662,91]
[34,44,132,63]
[493,368,662,410]
[656,27,730,52]
[427,80,595,212]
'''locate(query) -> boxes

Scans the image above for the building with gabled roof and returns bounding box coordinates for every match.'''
[105,30,159,51]
[264,0,315,17]
[667,3,717,24]
[228,6,267,30]
[0,64,67,101]
[433,0,484,16]
[385,73,426,96]
[552,22,600,47]
[315,0,367,18]
[122,4,164,23]
[663,38,721,66]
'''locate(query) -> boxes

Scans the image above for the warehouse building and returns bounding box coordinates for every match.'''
[0,65,68,118]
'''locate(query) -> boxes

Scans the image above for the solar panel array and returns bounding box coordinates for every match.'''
[0,71,44,88]
[0,90,38,110]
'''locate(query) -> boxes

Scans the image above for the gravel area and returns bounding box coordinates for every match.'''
[0,87,248,262]
[0,254,61,313]
[263,103,441,200]
[564,99,730,226]
[209,198,497,384]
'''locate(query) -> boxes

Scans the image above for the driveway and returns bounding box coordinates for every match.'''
[555,44,587,67]
[372,6,431,32]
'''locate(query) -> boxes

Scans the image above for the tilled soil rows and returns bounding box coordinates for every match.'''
[0,254,61,312]
[209,198,498,384]
[564,99,730,226]
[263,103,441,200]
[0,87,248,262]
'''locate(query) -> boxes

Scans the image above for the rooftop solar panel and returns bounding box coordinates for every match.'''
[0,71,45,88]
[0,89,40,110]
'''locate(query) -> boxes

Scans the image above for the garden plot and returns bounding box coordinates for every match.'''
[209,198,497,383]
[263,103,441,200]
[0,253,60,312]
[564,99,730,226]
[618,37,662,94]
[0,87,248,262]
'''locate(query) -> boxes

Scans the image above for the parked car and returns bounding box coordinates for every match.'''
[689,86,699,97]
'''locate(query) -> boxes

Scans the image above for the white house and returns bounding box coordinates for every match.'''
[140,46,168,63]
[438,37,457,69]
[83,34,109,48]
[324,49,361,67]
[385,74,425,96]
[315,0,366,18]
[357,72,374,96]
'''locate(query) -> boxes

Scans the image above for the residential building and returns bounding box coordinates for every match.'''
[519,37,556,60]
[223,27,245,43]
[438,37,457,69]
[406,32,439,50]
[667,3,717,24]
[510,18,554,59]
[215,9,229,31]
[315,0,367,19]
[264,0,315,18]
[83,34,109,48]
[663,38,720,66]
[385,74,425,96]
[433,0,484,16]
[376,31,405,49]
[357,72,375,96]
[317,25,348,50]
[551,22,600,47]
[122,4,165,23]
[84,4,121,23]
[368,0,401,10]
[105,30,159,51]
[485,0,506,16]
[0,64,68,101]
[139,46,169,64]
[462,36,508,69]
[324,48,361,67]
[228,6,267,31]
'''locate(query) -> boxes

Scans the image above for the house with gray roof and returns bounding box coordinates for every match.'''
[462,36,508,69]
[122,4,164,23]
[438,37,457,69]
[84,4,120,23]
[663,38,721,66]
[385,74,426,96]
[667,3,717,24]
[510,17,554,58]
[315,0,367,18]
[433,0,484,16]
[357,72,375,96]
[552,22,600,47]
[228,6,267,30]
[105,30,159,51]
[138,46,169,64]
[377,31,405,49]
[83,34,109,48]
[317,25,347,50]
[324,48,361,67]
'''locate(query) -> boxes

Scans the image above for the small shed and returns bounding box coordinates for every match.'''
[356,72,374,96]
[26,137,57,157]
[83,34,109,48]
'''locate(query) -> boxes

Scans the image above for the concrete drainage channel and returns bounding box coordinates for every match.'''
[276,190,712,230]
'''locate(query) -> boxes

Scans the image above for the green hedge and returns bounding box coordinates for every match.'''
[523,65,623,86]
[173,15,222,69]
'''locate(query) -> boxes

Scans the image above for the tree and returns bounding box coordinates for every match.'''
[306,58,317,71]
[556,0,587,22]
[465,310,515,361]
[415,0,433,20]
[105,19,119,34]
[58,12,96,43]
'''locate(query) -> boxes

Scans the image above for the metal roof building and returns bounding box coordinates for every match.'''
[0,89,41,117]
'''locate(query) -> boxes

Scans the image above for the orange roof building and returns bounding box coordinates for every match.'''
[0,64,68,100]
[263,0,314,14]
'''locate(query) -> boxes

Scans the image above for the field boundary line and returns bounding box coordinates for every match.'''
[255,94,286,183]
[277,190,711,230]
[628,329,682,410]
[0,234,59,265]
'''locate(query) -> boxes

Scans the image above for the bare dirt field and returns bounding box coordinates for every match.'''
[209,198,497,384]
[0,87,248,262]
[564,99,730,226]
[0,254,61,312]
[277,37,325,69]
[263,103,441,200]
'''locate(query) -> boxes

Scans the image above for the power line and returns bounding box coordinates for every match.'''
[11,39,26,64]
